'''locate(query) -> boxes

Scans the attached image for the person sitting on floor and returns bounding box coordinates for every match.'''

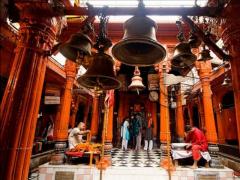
[184,125,210,169]
[68,122,90,150]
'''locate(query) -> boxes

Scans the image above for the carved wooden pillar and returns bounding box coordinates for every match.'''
[196,60,222,168]
[0,4,63,179]
[175,85,184,141]
[221,1,240,149]
[69,96,80,128]
[157,63,171,161]
[104,90,114,164]
[91,95,100,141]
[51,60,77,164]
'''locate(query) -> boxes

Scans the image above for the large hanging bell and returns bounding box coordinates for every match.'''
[77,52,121,90]
[112,15,166,66]
[171,42,197,68]
[59,32,92,61]
[128,66,145,92]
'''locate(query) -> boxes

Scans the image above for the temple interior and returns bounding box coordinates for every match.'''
[0,0,240,180]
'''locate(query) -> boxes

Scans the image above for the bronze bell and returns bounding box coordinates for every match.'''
[171,42,197,68]
[168,64,193,77]
[222,76,232,87]
[77,52,121,90]
[188,33,201,48]
[59,32,92,61]
[198,49,213,61]
[128,66,145,94]
[112,15,166,66]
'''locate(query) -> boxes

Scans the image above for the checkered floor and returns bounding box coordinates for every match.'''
[111,148,161,167]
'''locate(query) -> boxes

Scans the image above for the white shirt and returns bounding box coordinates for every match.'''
[68,128,83,149]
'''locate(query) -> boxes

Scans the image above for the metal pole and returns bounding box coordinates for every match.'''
[99,98,109,180]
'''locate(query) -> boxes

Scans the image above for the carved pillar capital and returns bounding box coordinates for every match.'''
[65,60,77,79]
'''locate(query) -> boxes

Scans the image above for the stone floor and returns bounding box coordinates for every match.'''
[111,148,161,167]
[39,163,235,180]
[38,148,236,180]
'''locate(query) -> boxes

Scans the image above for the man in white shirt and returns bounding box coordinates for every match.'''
[68,122,90,150]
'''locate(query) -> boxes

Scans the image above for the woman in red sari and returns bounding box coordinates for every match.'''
[185,125,208,169]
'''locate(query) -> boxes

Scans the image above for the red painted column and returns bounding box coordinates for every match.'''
[83,98,91,125]
[69,96,80,128]
[175,85,185,140]
[197,96,205,130]
[196,60,222,168]
[0,4,63,179]
[104,90,115,164]
[91,95,100,141]
[212,95,225,144]
[51,60,77,164]
[221,1,240,149]
[156,62,171,163]
[187,103,193,126]
[196,61,218,143]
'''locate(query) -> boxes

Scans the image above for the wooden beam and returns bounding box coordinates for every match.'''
[65,7,220,17]
[182,16,231,60]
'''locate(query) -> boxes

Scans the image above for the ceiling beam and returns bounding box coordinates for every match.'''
[64,6,221,17]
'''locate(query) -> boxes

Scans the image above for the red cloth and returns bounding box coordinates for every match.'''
[65,151,84,157]
[186,127,208,160]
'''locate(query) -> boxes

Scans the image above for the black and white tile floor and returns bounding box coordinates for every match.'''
[111,148,161,168]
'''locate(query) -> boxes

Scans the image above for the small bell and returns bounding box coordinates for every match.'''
[222,75,232,87]
[128,66,145,94]
[198,47,213,61]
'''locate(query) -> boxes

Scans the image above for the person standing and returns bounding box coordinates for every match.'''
[134,113,143,151]
[121,118,130,150]
[144,113,154,151]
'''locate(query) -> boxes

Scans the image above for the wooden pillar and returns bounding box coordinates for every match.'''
[91,95,100,141]
[221,2,240,149]
[83,98,91,125]
[104,90,114,164]
[0,3,63,179]
[198,96,205,130]
[212,95,225,144]
[187,103,193,126]
[175,85,184,140]
[196,60,222,168]
[152,102,158,138]
[157,62,171,161]
[196,61,218,143]
[51,60,77,164]
[69,96,80,128]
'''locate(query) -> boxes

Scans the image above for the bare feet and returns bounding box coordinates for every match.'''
[190,165,198,169]
[174,160,179,167]
[205,162,209,168]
